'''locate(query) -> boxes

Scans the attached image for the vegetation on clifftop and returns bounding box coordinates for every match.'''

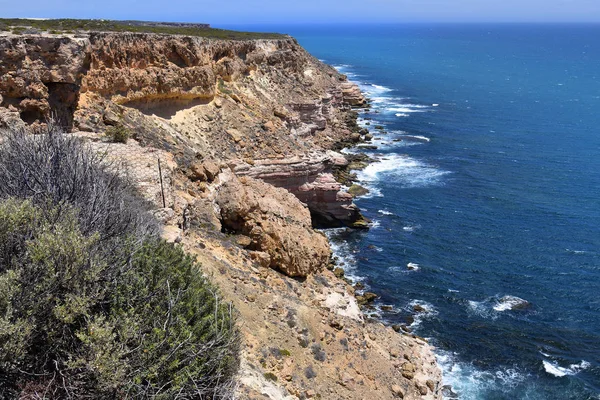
[0,18,285,40]
[0,127,239,398]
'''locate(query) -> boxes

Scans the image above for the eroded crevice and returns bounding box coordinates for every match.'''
[122,96,214,119]
[47,82,80,130]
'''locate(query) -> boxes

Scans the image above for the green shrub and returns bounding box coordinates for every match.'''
[107,123,131,143]
[0,126,239,399]
[0,199,239,398]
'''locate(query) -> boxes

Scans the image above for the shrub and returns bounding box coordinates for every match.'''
[0,124,157,245]
[0,200,239,398]
[106,123,131,143]
[0,126,240,398]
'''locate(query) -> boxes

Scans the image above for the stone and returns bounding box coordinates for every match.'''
[262,120,275,131]
[226,128,242,143]
[426,379,436,392]
[363,292,378,303]
[250,251,271,268]
[416,382,428,395]
[401,362,415,380]
[161,225,182,243]
[151,207,175,224]
[102,108,120,126]
[391,384,405,398]
[236,235,252,248]
[347,184,369,197]
[273,107,288,119]
[187,161,221,183]
[413,304,427,313]
[340,81,366,106]
[188,162,208,182]
[202,160,221,181]
[232,152,366,229]
[333,267,345,279]
[340,372,354,387]
[329,319,344,330]
[442,385,459,399]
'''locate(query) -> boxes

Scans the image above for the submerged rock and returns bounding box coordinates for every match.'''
[494,295,531,311]
[348,184,370,197]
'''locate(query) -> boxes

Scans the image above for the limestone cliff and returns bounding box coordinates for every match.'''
[0,31,367,228]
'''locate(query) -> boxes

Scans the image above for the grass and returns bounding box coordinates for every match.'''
[0,18,286,40]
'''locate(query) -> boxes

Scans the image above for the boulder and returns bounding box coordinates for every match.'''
[216,175,330,277]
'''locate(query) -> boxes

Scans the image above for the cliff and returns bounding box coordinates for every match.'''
[0,29,442,399]
[0,31,367,228]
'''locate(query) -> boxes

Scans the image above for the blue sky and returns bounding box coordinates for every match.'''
[1,0,599,24]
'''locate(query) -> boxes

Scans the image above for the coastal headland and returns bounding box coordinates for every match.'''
[0,20,443,399]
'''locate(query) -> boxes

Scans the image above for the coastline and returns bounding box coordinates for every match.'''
[0,29,444,399]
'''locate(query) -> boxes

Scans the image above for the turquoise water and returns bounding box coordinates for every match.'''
[227,23,600,398]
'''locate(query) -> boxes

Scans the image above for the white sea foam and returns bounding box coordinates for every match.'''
[466,295,531,318]
[493,295,530,312]
[407,300,438,328]
[403,225,419,232]
[467,300,498,320]
[402,135,431,142]
[378,210,393,216]
[356,183,383,198]
[388,107,428,114]
[432,103,440,107]
[324,228,363,281]
[371,84,393,92]
[437,350,529,398]
[387,266,406,274]
[395,113,410,117]
[407,262,420,271]
[566,248,590,255]
[356,154,450,189]
[543,360,591,377]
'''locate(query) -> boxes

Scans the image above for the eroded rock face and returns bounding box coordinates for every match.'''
[0,32,314,130]
[215,174,330,277]
[340,81,366,106]
[0,31,367,229]
[0,36,89,129]
[232,151,366,228]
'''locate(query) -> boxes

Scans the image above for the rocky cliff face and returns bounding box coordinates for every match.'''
[0,30,442,399]
[0,31,367,228]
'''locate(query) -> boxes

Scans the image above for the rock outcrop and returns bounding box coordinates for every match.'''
[232,152,368,228]
[216,172,330,277]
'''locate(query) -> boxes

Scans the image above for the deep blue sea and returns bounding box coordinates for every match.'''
[225,23,600,399]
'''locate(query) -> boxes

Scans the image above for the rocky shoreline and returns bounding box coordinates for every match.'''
[0,28,443,399]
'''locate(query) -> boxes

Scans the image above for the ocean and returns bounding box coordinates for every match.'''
[226,23,600,399]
